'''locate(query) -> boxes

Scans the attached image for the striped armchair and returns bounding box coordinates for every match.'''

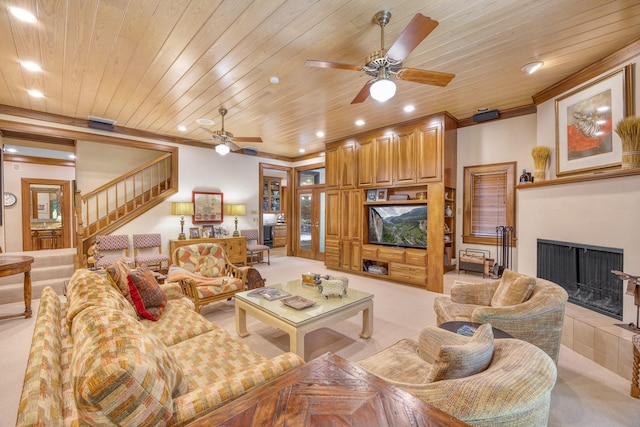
[167,243,247,313]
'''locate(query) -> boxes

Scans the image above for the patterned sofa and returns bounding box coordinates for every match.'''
[16,268,303,426]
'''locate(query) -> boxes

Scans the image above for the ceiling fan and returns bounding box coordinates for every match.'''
[305,11,455,104]
[200,107,263,155]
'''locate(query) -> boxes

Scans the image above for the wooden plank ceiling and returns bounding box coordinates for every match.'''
[0,0,639,158]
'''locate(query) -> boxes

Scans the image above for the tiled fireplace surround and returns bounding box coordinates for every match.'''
[444,273,635,381]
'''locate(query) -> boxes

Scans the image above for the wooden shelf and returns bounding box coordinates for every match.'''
[363,199,426,206]
[516,168,640,189]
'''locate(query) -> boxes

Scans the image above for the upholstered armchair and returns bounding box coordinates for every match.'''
[167,243,247,313]
[433,269,568,364]
[357,324,557,427]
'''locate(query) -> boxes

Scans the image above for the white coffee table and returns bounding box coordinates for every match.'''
[234,279,374,360]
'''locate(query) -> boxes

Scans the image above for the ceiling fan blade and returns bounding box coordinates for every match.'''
[199,125,214,135]
[305,60,363,72]
[233,136,263,143]
[351,80,373,104]
[227,141,241,151]
[386,14,438,62]
[396,68,455,87]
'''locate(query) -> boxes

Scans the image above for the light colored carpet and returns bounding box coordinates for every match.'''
[0,255,639,426]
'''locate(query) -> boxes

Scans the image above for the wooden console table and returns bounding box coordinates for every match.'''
[0,256,35,320]
[169,236,246,266]
[187,352,469,427]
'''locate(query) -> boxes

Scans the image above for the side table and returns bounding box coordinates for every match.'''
[0,256,35,319]
[439,321,513,339]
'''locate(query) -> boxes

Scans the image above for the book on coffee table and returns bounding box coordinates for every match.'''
[247,287,291,301]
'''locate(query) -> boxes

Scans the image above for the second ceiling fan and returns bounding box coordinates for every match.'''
[200,107,263,155]
[305,11,455,104]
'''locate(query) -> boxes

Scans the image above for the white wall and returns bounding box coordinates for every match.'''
[455,114,538,270]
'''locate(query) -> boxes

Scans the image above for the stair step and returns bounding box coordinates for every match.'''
[0,249,75,304]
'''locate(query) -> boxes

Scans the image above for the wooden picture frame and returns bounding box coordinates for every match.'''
[376,189,387,201]
[192,191,224,223]
[555,64,634,176]
[189,227,200,239]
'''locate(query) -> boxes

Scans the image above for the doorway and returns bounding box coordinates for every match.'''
[21,178,72,251]
[296,188,325,260]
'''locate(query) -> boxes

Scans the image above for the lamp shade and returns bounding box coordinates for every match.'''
[225,203,246,216]
[171,201,194,216]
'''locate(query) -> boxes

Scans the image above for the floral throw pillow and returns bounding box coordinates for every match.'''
[127,266,167,321]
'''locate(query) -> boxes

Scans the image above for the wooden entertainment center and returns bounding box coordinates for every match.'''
[324,112,457,293]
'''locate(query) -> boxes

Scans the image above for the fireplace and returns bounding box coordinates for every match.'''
[537,239,623,320]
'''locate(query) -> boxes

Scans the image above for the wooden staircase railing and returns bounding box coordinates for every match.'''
[74,153,177,266]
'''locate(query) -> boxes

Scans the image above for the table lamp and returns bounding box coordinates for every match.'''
[171,201,194,240]
[225,203,246,237]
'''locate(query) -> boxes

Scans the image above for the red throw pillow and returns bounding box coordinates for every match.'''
[127,267,167,321]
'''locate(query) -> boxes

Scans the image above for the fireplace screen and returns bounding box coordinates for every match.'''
[537,239,623,320]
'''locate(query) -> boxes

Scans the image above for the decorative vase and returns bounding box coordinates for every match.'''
[445,205,453,217]
[531,146,550,181]
[615,116,640,169]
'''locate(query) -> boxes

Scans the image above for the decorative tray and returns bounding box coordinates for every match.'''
[281,295,316,310]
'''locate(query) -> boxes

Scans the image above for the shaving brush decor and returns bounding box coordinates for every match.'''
[531,146,551,181]
[615,116,640,169]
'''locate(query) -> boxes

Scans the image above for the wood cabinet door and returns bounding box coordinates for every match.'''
[393,129,417,185]
[374,135,393,186]
[325,147,339,188]
[416,124,442,182]
[325,191,340,239]
[339,144,356,188]
[357,139,374,187]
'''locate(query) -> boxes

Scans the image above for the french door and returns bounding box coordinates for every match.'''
[296,188,325,260]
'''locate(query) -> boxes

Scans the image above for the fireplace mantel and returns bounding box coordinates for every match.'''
[516,168,640,190]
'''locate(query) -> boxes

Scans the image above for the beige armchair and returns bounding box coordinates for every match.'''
[357,325,557,427]
[167,243,247,313]
[434,270,568,364]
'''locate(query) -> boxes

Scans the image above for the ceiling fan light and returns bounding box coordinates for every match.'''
[215,143,230,155]
[370,78,396,102]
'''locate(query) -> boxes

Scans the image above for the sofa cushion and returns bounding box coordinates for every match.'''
[425,323,494,382]
[66,269,138,329]
[127,266,167,321]
[105,259,135,304]
[141,299,215,346]
[491,269,536,307]
[71,306,188,426]
[174,244,228,277]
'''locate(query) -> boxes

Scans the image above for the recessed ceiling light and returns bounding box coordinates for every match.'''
[404,105,415,112]
[20,61,41,72]
[269,76,280,84]
[8,7,37,23]
[521,61,544,74]
[27,89,43,98]
[196,118,214,125]
[355,119,365,126]
[68,154,76,159]
[177,125,187,132]
[299,148,306,153]
[316,131,324,138]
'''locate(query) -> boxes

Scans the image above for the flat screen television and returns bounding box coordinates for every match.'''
[368,204,427,249]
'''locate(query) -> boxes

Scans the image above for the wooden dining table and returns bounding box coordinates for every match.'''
[0,255,35,320]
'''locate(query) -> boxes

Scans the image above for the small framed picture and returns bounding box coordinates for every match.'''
[366,189,377,202]
[189,227,200,239]
[201,225,214,238]
[376,189,387,201]
[214,226,223,238]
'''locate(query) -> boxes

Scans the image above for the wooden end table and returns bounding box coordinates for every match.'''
[0,255,35,320]
[186,352,469,427]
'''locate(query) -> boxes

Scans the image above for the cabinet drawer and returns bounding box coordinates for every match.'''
[377,247,405,263]
[274,225,287,237]
[361,245,378,259]
[388,263,427,285]
[405,249,427,266]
